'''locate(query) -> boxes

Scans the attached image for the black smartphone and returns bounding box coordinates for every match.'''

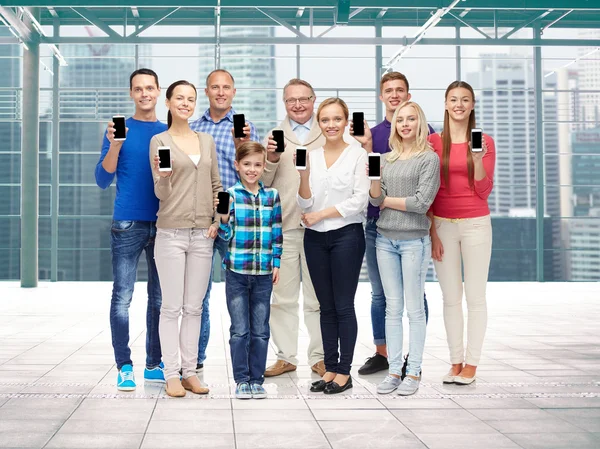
[471,128,483,153]
[216,191,230,214]
[113,115,126,141]
[368,153,381,179]
[295,147,307,170]
[233,114,246,138]
[352,112,365,136]
[157,146,172,172]
[273,130,285,153]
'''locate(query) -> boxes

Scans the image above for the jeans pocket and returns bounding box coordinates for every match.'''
[111,220,135,232]
[156,228,177,239]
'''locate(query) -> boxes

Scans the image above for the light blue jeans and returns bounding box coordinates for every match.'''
[376,234,430,377]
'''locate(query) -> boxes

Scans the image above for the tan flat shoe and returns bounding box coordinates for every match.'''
[165,378,186,397]
[181,376,209,394]
[264,360,297,377]
[311,360,326,377]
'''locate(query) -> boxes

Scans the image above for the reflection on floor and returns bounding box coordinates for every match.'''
[0,282,599,449]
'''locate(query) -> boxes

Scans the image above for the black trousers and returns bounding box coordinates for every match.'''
[304,223,365,375]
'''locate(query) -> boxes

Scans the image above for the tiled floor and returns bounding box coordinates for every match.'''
[0,282,599,449]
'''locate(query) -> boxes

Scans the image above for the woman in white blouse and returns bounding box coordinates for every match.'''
[296,97,369,395]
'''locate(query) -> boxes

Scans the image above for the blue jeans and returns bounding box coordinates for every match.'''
[225,269,273,385]
[366,218,429,347]
[197,235,228,365]
[109,220,162,370]
[376,234,430,377]
[304,223,365,376]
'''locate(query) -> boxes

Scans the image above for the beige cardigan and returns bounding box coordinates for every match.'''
[150,131,222,229]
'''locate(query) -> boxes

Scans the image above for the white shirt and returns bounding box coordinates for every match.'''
[189,154,201,165]
[290,116,314,144]
[297,143,369,232]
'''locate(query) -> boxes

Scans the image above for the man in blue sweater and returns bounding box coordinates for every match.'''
[95,68,168,391]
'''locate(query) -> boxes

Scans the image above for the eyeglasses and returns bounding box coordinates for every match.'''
[284,96,314,105]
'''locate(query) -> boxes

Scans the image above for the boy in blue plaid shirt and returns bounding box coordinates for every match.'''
[218,142,283,399]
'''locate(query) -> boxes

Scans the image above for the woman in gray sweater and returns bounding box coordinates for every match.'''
[369,101,440,396]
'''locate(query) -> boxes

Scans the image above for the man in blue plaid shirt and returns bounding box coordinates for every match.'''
[190,69,261,372]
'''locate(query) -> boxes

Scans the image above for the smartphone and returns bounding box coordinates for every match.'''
[352,112,365,136]
[112,115,126,141]
[157,146,172,172]
[471,128,483,153]
[273,129,285,153]
[233,114,246,138]
[295,147,307,171]
[368,153,381,180]
[216,191,230,214]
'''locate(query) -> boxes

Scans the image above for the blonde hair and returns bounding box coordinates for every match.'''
[316,97,349,121]
[283,78,316,100]
[387,101,431,163]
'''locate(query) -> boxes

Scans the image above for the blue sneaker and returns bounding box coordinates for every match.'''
[250,383,267,399]
[235,382,252,400]
[117,364,136,391]
[144,362,165,384]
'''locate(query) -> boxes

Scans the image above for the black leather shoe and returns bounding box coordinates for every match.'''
[358,353,389,375]
[324,376,353,395]
[310,379,331,392]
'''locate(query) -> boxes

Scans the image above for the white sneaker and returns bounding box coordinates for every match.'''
[397,376,420,396]
[376,375,401,394]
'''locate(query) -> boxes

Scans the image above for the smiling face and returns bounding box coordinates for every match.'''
[205,71,236,115]
[380,79,411,115]
[284,84,315,125]
[130,74,160,113]
[317,103,348,145]
[445,87,475,123]
[395,105,419,144]
[166,84,196,122]
[234,152,265,187]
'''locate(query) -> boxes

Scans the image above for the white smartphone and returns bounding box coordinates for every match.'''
[112,115,126,141]
[368,153,381,180]
[157,146,172,172]
[471,128,483,153]
[295,147,307,171]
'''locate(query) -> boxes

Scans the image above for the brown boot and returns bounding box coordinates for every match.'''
[181,376,209,395]
[165,378,186,397]
[311,360,326,377]
[264,360,297,377]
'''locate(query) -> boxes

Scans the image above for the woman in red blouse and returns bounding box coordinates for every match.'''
[428,81,496,385]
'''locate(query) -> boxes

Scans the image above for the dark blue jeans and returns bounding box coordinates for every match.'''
[197,235,228,365]
[110,220,162,370]
[304,223,365,376]
[225,269,272,385]
[366,217,429,347]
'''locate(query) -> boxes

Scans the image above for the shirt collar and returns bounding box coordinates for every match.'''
[234,180,265,195]
[383,118,391,129]
[201,107,236,124]
[290,115,313,131]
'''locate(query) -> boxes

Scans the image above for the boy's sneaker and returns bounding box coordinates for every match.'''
[358,353,389,375]
[235,382,252,400]
[250,383,267,399]
[376,375,401,394]
[397,376,420,396]
[117,364,136,391]
[144,362,165,384]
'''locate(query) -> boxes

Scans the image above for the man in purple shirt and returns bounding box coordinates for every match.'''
[357,72,434,376]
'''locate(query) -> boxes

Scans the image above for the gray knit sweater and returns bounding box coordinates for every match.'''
[369,150,440,241]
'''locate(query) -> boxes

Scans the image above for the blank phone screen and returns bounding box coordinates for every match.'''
[217,191,230,214]
[471,131,482,149]
[368,155,380,177]
[296,149,307,167]
[233,114,246,138]
[353,112,365,136]
[158,149,171,169]
[113,117,126,139]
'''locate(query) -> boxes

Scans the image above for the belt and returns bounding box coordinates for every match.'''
[433,215,467,223]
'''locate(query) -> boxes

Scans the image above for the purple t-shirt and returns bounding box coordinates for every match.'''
[368,119,436,219]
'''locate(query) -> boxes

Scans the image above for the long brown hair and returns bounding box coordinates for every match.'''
[442,81,476,190]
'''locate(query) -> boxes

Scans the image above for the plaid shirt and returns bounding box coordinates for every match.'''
[190,108,260,190]
[218,181,283,276]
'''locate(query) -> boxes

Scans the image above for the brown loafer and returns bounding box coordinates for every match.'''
[264,360,297,377]
[311,360,326,377]
[165,378,186,397]
[181,376,209,395]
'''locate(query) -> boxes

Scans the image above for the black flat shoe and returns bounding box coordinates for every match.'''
[310,379,331,392]
[324,376,353,395]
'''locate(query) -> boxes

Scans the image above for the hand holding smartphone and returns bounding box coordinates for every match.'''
[233,114,246,138]
[157,146,172,172]
[471,128,483,153]
[368,153,381,180]
[272,130,285,153]
[112,115,126,141]
[295,147,307,171]
[352,112,365,136]
[216,191,230,215]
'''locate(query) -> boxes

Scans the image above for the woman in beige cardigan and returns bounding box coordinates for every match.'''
[150,80,222,397]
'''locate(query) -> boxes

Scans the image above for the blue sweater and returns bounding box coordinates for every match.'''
[95,117,168,221]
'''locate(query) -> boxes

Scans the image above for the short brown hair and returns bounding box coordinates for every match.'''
[206,69,235,87]
[316,97,349,121]
[380,71,410,94]
[235,141,266,162]
[283,78,316,100]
